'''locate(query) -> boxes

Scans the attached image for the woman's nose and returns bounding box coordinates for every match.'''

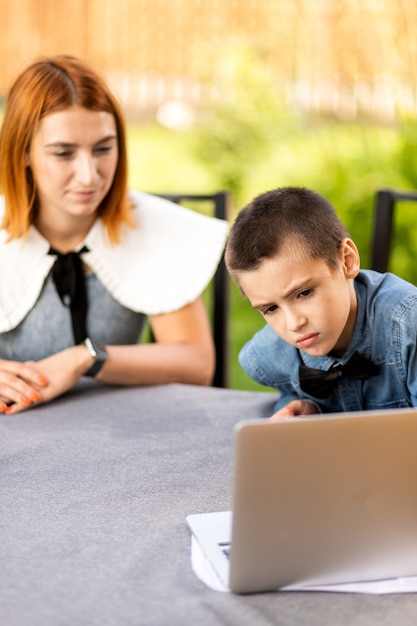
[75,153,97,185]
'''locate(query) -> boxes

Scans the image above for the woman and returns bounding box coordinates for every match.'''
[0,55,228,414]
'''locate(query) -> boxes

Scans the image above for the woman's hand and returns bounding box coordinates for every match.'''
[0,359,49,413]
[268,400,319,423]
[1,295,215,413]
[1,345,92,415]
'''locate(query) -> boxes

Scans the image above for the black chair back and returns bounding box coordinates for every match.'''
[156,191,231,388]
[371,188,417,272]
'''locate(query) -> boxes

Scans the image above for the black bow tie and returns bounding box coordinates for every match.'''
[299,351,379,399]
[49,246,89,344]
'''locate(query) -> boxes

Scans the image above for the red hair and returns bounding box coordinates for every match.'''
[0,55,135,242]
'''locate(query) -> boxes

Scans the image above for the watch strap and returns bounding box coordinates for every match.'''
[84,337,108,377]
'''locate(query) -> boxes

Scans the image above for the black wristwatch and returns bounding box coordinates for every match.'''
[84,337,108,377]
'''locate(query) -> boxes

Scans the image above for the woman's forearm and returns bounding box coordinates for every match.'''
[95,341,215,386]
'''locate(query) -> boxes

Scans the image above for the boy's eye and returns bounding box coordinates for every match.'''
[299,289,312,298]
[263,304,278,315]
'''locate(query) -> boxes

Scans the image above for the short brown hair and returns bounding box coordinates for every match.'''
[225,187,349,275]
[0,55,134,242]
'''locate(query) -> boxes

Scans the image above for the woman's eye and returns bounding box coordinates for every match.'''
[54,151,73,158]
[94,145,113,155]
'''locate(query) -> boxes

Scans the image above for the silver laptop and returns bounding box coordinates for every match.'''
[187,409,417,594]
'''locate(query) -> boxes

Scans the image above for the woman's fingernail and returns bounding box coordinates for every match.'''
[31,391,41,402]
[20,395,32,406]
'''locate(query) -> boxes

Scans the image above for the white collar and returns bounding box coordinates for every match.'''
[0,190,228,332]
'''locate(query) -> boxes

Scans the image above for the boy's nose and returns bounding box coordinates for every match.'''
[285,310,307,332]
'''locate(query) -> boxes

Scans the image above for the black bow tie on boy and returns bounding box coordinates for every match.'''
[48,246,89,344]
[299,351,380,399]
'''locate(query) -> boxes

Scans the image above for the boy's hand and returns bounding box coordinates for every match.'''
[268,400,319,423]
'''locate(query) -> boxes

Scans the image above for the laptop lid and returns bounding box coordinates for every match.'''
[228,409,417,593]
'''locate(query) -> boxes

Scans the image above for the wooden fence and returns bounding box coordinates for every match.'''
[1,0,417,120]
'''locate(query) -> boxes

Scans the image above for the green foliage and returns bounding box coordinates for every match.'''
[228,280,266,392]
[99,66,417,390]
[127,114,417,390]
[126,123,217,193]
[187,43,417,286]
[397,116,417,188]
[191,44,296,202]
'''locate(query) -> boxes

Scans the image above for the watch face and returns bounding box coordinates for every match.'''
[84,337,108,377]
[85,338,106,359]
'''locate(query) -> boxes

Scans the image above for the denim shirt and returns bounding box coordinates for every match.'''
[239,270,417,413]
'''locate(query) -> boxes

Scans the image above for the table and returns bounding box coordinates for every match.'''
[2,382,417,626]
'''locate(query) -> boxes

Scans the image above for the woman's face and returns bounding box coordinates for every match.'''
[27,106,118,226]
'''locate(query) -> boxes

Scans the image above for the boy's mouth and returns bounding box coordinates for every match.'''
[296,333,319,348]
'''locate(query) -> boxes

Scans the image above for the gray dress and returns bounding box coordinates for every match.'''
[0,271,146,361]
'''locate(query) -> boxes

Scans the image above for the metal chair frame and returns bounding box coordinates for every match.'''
[371,188,417,272]
[156,191,231,388]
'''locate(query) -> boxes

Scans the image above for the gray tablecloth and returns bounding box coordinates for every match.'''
[1,382,417,626]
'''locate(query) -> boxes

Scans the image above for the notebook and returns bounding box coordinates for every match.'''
[187,408,417,594]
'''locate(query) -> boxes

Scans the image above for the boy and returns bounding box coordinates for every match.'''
[225,186,417,419]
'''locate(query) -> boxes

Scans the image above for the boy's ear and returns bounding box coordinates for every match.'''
[340,238,360,278]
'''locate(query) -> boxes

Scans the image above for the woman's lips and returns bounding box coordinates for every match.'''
[73,190,97,200]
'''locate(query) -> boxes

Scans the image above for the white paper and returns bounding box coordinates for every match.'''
[191,536,417,594]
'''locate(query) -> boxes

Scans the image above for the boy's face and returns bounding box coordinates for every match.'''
[237,239,360,357]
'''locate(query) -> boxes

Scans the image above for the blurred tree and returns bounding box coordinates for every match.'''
[192,42,297,204]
